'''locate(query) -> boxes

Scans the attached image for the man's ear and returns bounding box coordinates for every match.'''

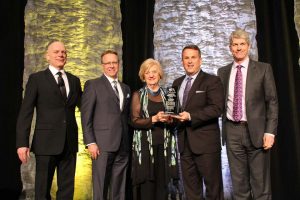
[45,52,49,62]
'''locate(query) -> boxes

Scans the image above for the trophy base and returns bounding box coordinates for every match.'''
[164,111,178,116]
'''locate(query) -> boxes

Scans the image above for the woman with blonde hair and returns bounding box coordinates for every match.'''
[131,58,178,200]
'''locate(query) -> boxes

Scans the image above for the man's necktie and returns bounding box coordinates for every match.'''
[112,80,119,100]
[233,65,242,121]
[57,72,67,100]
[182,77,192,109]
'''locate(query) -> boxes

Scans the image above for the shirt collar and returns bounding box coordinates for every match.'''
[104,74,118,84]
[233,57,249,69]
[49,65,65,76]
[185,69,201,80]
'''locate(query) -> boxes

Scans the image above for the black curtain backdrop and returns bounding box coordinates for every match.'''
[1,0,299,199]
[121,0,155,91]
[0,1,27,199]
[254,0,300,199]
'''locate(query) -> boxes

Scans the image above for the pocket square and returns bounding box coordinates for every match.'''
[127,93,130,98]
[196,90,205,93]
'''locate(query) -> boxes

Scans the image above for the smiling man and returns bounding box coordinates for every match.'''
[218,29,278,200]
[172,45,225,200]
[16,40,82,200]
[81,50,131,200]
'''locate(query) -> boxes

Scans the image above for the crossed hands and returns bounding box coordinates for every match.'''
[151,111,191,123]
[152,111,173,123]
[171,111,190,122]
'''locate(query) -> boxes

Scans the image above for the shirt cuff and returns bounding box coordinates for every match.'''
[264,133,275,137]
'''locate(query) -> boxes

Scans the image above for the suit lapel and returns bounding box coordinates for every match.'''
[120,83,128,111]
[44,68,64,101]
[222,64,232,101]
[102,76,120,107]
[185,71,205,106]
[65,72,74,103]
[245,60,256,103]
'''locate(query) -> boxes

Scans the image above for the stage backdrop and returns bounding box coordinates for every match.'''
[153,0,257,198]
[153,0,258,86]
[19,0,300,200]
[21,0,122,199]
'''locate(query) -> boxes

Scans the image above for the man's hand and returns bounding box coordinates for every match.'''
[171,111,191,122]
[17,147,30,164]
[263,134,275,150]
[88,143,100,160]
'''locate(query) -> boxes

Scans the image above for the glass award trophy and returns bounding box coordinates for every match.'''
[164,87,179,115]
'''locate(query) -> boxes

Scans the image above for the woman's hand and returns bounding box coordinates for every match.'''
[152,111,172,123]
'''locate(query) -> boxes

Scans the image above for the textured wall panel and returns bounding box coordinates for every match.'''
[22,1,122,199]
[154,0,258,86]
[154,1,258,199]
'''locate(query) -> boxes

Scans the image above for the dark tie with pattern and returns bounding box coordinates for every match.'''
[57,72,67,100]
[182,76,192,109]
[233,65,242,121]
[112,80,119,100]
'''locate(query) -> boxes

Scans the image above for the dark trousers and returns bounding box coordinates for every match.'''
[225,121,271,200]
[181,137,224,200]
[133,144,167,200]
[35,149,76,200]
[92,148,129,200]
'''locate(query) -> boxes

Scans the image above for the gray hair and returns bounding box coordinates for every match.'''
[229,28,250,45]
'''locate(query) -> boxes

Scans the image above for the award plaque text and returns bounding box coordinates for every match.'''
[164,87,178,114]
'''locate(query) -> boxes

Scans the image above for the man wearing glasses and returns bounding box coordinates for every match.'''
[81,50,131,200]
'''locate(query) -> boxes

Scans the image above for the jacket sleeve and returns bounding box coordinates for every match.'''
[263,64,278,134]
[16,74,38,148]
[81,80,97,144]
[130,91,153,129]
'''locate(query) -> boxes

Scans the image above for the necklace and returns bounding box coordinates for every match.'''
[147,87,161,96]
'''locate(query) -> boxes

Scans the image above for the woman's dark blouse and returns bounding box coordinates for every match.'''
[131,91,165,145]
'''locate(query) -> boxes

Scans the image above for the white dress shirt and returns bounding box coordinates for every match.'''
[226,58,249,121]
[178,70,201,106]
[49,65,70,97]
[104,74,124,110]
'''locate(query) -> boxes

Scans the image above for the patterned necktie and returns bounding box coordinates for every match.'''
[57,71,67,100]
[112,80,119,100]
[233,65,242,121]
[182,77,192,108]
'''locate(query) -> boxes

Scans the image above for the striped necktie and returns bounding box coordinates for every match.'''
[112,80,119,100]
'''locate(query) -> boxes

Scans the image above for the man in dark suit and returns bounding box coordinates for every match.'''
[218,29,278,200]
[16,40,82,200]
[81,50,131,200]
[172,45,225,200]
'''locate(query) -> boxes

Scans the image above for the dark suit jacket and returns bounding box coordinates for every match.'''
[218,59,278,148]
[16,68,82,155]
[81,75,131,152]
[172,71,224,154]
